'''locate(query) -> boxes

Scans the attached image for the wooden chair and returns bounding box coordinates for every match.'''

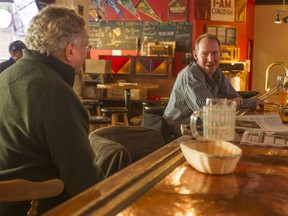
[0,179,64,216]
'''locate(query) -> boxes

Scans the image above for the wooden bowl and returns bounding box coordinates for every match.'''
[180,141,242,175]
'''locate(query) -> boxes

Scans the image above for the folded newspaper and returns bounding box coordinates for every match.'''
[237,114,288,148]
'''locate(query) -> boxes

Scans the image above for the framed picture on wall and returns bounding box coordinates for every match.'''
[206,25,237,45]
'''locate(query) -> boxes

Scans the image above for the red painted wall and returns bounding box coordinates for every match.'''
[90,0,254,82]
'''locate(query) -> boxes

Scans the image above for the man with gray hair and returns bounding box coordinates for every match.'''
[0,5,104,215]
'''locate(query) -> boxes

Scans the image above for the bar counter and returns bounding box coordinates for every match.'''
[44,136,188,216]
[45,133,288,215]
[119,143,288,215]
[45,91,288,215]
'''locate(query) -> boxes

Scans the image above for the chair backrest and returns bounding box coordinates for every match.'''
[89,133,132,177]
[143,105,167,116]
[141,110,172,144]
[90,125,166,162]
[0,179,64,216]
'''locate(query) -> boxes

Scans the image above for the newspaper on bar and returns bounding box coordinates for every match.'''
[237,114,288,148]
[241,131,288,148]
[236,114,288,132]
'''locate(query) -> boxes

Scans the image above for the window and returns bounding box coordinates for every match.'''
[206,25,237,45]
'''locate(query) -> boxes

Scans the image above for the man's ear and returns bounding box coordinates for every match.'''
[193,51,198,61]
[65,42,74,61]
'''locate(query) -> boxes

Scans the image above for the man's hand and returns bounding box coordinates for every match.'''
[236,97,265,110]
[253,97,265,110]
[233,97,244,107]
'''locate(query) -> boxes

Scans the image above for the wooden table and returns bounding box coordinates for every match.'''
[97,83,159,121]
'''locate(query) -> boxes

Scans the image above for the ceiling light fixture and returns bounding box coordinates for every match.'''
[275,0,288,24]
[275,11,281,24]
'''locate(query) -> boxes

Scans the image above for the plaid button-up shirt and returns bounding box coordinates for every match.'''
[163,62,257,138]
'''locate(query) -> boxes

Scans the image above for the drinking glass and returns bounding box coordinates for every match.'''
[190,98,237,141]
[277,76,288,109]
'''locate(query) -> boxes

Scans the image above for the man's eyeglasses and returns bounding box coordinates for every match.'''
[67,42,92,54]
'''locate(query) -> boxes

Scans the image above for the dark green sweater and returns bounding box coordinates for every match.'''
[0,49,104,215]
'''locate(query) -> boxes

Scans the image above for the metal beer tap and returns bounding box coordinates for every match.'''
[265,61,288,91]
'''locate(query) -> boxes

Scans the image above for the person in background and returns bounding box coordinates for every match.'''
[0,5,104,215]
[163,33,264,138]
[0,40,26,73]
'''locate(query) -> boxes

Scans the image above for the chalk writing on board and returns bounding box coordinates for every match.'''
[89,21,192,52]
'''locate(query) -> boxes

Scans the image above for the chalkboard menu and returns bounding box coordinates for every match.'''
[89,21,193,53]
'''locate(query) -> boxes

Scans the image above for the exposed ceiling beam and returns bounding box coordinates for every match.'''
[256,0,288,5]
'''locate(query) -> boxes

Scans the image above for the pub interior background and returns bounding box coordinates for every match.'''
[0,0,287,110]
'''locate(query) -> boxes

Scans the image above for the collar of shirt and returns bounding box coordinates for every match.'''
[193,62,221,92]
[22,49,75,87]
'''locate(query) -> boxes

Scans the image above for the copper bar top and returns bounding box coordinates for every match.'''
[46,134,288,216]
[119,144,288,215]
[45,136,189,216]
[45,92,288,215]
[97,83,159,90]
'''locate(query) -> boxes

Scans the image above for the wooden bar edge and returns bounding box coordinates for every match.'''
[44,136,191,216]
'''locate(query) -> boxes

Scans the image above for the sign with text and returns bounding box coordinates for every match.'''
[89,21,192,52]
[210,0,234,22]
[168,0,187,22]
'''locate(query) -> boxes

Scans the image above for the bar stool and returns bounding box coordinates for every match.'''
[101,107,129,126]
[81,99,110,132]
[89,116,111,132]
[81,99,103,116]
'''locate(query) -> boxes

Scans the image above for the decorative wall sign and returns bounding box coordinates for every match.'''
[168,0,188,22]
[99,55,172,76]
[89,0,107,21]
[210,0,235,22]
[136,0,161,22]
[100,55,132,74]
[194,0,247,22]
[103,0,124,19]
[118,0,141,20]
[135,57,170,76]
